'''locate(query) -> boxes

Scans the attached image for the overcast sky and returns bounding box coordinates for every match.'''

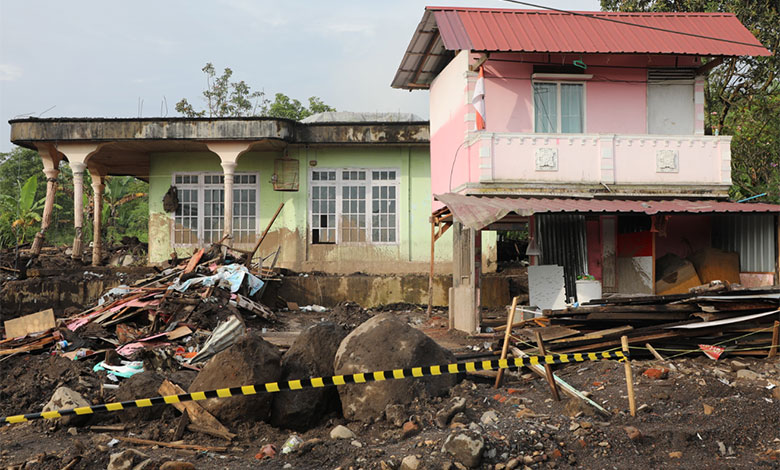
[0,0,599,152]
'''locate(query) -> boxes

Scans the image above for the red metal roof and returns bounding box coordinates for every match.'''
[435,193,780,230]
[429,7,770,56]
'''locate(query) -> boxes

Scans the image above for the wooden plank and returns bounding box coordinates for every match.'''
[584,312,691,321]
[535,330,560,401]
[769,320,780,359]
[516,326,580,342]
[545,304,699,316]
[114,436,227,452]
[158,380,234,440]
[4,309,55,339]
[183,248,205,274]
[555,331,680,354]
[621,336,636,417]
[550,326,634,344]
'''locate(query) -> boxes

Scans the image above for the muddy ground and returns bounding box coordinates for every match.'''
[1,303,780,470]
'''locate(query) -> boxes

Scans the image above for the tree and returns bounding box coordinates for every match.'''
[176,63,267,117]
[600,1,780,200]
[176,63,335,120]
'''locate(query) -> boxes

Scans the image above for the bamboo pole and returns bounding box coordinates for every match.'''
[494,296,518,388]
[768,320,780,359]
[535,330,560,401]
[245,202,284,267]
[621,335,636,417]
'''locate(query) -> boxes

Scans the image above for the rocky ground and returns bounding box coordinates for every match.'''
[1,301,780,470]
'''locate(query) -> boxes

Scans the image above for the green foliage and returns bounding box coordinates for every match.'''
[0,147,149,249]
[176,63,335,121]
[601,0,780,202]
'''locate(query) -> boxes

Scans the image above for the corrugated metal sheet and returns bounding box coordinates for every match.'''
[435,193,780,231]
[393,7,770,88]
[436,8,770,56]
[536,214,587,301]
[712,214,776,272]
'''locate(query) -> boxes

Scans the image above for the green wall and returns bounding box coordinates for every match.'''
[147,145,453,273]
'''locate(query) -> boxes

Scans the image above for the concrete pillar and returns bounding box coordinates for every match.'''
[221,161,237,242]
[450,221,480,333]
[56,143,103,261]
[30,145,63,256]
[71,162,87,259]
[89,168,107,266]
[205,141,254,246]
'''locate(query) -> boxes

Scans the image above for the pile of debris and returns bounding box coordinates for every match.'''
[0,243,279,373]
[495,284,780,361]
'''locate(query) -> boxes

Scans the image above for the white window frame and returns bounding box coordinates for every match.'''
[171,171,260,247]
[309,167,400,245]
[532,80,587,133]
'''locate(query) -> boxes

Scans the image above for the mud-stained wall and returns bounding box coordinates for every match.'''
[278,274,514,308]
[0,268,156,319]
[147,146,457,274]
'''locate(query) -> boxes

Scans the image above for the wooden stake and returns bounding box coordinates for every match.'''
[245,202,284,267]
[621,335,636,417]
[427,218,436,316]
[535,330,560,401]
[768,320,780,359]
[494,296,518,388]
[645,343,667,362]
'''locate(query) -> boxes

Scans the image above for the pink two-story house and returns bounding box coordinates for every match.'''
[393,7,776,332]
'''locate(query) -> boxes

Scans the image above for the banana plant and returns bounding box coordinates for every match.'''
[0,175,56,246]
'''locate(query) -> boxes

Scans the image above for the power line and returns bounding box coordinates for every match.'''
[499,0,769,50]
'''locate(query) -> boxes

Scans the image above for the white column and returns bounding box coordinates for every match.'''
[221,161,237,243]
[205,142,254,247]
[90,173,106,266]
[71,162,87,259]
[57,143,103,262]
[31,145,63,255]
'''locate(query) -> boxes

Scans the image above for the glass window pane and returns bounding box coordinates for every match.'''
[534,82,558,133]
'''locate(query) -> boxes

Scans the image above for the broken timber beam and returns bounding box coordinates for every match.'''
[510,346,610,416]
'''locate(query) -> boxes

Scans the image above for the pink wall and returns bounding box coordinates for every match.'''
[430,51,470,207]
[481,53,698,135]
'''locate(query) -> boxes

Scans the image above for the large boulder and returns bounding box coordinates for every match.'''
[188,332,281,423]
[43,386,91,427]
[334,313,457,422]
[114,372,166,422]
[271,322,347,430]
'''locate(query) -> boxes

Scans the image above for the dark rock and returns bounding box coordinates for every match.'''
[271,322,347,430]
[189,332,281,423]
[334,313,457,422]
[115,372,166,422]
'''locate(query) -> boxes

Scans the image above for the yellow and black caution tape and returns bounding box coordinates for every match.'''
[1,350,627,424]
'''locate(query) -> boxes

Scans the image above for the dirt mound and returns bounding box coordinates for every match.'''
[327,301,373,330]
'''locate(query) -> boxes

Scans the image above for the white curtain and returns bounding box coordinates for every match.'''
[560,84,583,133]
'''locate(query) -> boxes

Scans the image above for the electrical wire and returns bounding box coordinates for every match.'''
[498,0,769,51]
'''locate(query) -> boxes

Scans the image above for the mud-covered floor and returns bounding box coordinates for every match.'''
[1,304,779,470]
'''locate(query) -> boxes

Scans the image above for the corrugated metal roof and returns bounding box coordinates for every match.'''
[435,193,780,230]
[392,7,771,89]
[434,7,770,56]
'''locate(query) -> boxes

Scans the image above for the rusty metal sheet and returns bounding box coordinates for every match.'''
[435,193,780,231]
[438,7,770,56]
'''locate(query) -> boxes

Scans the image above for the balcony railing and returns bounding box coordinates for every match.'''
[472,133,732,190]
